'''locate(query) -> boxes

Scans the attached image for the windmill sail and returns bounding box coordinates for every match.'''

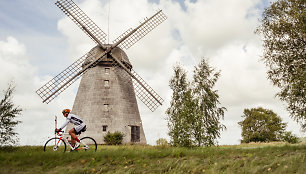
[131,69,164,111]
[113,10,167,50]
[55,0,107,45]
[36,50,105,103]
[111,57,164,111]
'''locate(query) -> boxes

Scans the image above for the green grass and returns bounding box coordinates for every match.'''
[0,143,305,174]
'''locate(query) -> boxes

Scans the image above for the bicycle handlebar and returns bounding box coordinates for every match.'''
[55,130,64,136]
[55,130,64,133]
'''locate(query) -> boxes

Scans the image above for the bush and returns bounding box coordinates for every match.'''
[156,138,169,147]
[104,131,124,145]
[281,132,300,144]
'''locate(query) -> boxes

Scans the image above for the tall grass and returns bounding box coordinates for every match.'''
[0,143,305,174]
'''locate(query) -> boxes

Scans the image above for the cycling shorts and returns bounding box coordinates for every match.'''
[74,123,86,135]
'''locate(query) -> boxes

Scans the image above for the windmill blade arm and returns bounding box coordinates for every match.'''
[113,10,167,50]
[131,69,164,112]
[36,49,106,103]
[55,0,107,46]
[110,53,163,111]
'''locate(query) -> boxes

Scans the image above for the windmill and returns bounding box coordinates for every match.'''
[36,0,166,144]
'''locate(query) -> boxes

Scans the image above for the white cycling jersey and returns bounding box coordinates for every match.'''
[59,113,84,130]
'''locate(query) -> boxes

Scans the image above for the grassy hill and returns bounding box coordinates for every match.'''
[0,143,305,174]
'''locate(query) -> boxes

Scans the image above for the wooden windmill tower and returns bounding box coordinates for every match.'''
[36,0,166,144]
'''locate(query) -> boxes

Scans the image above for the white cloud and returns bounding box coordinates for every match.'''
[170,0,261,57]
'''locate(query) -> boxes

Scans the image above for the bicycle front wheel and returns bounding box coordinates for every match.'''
[44,137,66,153]
[79,137,97,152]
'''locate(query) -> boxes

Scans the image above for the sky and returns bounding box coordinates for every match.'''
[0,0,304,146]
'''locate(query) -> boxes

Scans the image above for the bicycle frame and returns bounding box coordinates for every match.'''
[55,132,89,151]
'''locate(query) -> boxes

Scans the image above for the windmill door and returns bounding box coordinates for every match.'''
[131,126,140,142]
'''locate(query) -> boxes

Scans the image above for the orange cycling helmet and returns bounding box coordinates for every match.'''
[62,109,71,114]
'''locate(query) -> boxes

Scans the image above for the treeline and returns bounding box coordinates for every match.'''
[165,0,305,147]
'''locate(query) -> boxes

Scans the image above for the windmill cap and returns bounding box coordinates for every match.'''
[83,45,132,69]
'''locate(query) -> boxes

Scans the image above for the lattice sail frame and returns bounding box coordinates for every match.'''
[55,0,107,45]
[113,10,167,50]
[110,57,164,112]
[36,0,166,111]
[36,50,104,103]
[131,69,164,111]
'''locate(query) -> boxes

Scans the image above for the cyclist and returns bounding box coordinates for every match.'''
[55,109,86,150]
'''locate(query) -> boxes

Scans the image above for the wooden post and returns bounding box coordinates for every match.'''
[55,115,57,145]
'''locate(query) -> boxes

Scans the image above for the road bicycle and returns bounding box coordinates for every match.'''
[43,131,97,153]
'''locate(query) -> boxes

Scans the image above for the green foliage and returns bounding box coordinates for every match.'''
[281,131,300,144]
[256,0,306,129]
[238,107,299,143]
[192,59,226,146]
[0,84,22,146]
[166,64,193,147]
[156,138,169,147]
[103,131,124,145]
[166,59,226,147]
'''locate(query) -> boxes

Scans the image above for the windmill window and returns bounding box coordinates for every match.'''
[104,80,109,87]
[104,104,109,111]
[105,68,110,74]
[102,125,108,132]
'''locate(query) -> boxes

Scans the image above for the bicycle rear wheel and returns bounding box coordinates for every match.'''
[79,137,97,152]
[44,137,66,153]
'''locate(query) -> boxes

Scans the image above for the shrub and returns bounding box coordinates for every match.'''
[156,138,169,147]
[104,131,124,145]
[281,132,300,144]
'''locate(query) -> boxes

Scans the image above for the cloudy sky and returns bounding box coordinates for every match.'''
[0,0,304,146]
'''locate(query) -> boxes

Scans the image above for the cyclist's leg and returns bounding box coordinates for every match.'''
[70,124,85,147]
[69,128,77,147]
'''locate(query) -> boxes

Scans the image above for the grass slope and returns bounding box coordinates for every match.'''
[0,143,305,174]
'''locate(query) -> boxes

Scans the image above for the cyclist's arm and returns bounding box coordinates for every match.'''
[59,119,70,130]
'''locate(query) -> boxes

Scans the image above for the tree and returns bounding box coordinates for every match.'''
[239,107,290,143]
[166,59,226,147]
[256,0,306,129]
[0,84,22,146]
[166,64,193,147]
[192,59,226,146]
